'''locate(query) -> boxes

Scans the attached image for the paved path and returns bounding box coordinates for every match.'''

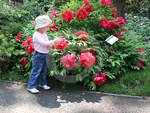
[0,81,150,113]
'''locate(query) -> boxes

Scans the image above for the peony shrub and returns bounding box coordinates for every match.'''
[12,0,148,90]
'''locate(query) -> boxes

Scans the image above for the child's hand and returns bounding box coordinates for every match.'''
[47,45,53,50]
[54,38,61,43]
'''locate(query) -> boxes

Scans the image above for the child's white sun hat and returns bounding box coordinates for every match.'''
[35,15,52,30]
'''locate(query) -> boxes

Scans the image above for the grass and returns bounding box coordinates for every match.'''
[99,57,150,96]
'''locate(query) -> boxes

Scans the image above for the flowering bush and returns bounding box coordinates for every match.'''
[12,0,148,90]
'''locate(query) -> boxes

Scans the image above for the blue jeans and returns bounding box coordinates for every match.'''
[28,51,48,89]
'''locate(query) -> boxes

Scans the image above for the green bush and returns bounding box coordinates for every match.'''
[10,0,148,90]
[125,14,150,43]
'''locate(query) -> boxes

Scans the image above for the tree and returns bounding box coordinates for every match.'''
[111,0,126,18]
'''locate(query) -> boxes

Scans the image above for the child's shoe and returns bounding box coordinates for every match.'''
[28,88,39,94]
[39,85,50,90]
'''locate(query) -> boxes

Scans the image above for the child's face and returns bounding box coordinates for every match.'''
[38,24,50,33]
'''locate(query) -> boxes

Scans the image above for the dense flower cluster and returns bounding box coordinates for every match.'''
[98,17,125,31]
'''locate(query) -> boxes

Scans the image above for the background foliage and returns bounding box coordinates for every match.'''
[0,0,150,91]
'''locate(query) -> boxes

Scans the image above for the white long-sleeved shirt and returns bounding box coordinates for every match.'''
[33,31,54,54]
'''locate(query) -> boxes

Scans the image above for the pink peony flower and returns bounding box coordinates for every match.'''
[79,52,95,68]
[61,10,74,22]
[54,36,67,50]
[61,54,77,69]
[76,9,88,20]
[93,73,106,86]
[31,21,36,24]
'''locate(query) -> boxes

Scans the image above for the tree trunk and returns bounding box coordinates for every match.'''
[111,0,126,18]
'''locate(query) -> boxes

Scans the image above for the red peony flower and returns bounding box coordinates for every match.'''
[14,36,19,42]
[84,7,93,13]
[139,59,144,63]
[112,31,124,41]
[76,9,88,20]
[93,73,106,86]
[79,48,95,55]
[98,18,109,28]
[136,48,144,54]
[75,30,88,41]
[116,17,125,26]
[100,0,112,7]
[21,58,28,67]
[110,8,117,17]
[22,41,28,47]
[49,22,59,33]
[17,32,22,38]
[81,0,91,7]
[79,52,95,68]
[54,36,67,50]
[136,62,142,69]
[26,37,32,43]
[129,35,133,40]
[121,27,129,32]
[105,21,117,31]
[50,10,60,19]
[61,10,74,22]
[106,48,114,55]
[14,32,22,42]
[61,54,77,69]
[24,43,34,55]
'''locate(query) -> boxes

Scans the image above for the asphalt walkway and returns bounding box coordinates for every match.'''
[0,81,150,113]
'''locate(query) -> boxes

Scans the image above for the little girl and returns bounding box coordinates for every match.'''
[27,15,60,94]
